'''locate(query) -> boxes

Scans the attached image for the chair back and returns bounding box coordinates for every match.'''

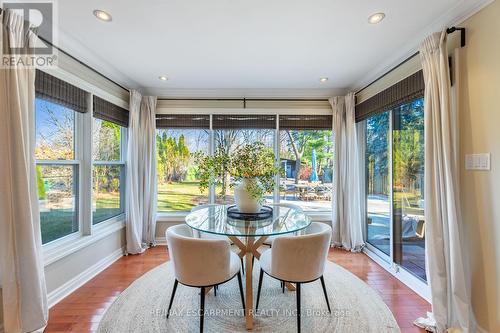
[271,222,331,282]
[166,224,231,286]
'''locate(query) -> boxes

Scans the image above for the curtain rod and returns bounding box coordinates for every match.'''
[158,98,328,101]
[37,36,130,92]
[158,98,330,108]
[355,26,466,95]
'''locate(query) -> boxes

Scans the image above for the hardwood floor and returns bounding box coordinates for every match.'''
[45,247,430,332]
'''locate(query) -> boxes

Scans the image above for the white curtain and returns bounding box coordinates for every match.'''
[329,93,365,251]
[415,30,471,332]
[0,10,48,333]
[126,91,158,254]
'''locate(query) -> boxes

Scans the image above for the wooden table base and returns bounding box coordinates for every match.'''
[228,236,295,330]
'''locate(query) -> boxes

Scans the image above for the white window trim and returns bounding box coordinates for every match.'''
[156,210,332,223]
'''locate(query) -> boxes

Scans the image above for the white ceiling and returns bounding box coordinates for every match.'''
[52,0,489,98]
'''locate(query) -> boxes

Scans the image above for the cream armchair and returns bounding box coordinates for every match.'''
[256,222,332,333]
[166,224,245,332]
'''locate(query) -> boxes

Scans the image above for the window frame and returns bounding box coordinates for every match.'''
[91,116,127,225]
[39,88,128,263]
[35,100,82,246]
[155,110,335,221]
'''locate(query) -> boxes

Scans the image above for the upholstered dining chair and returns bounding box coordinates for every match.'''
[166,224,245,333]
[255,222,332,333]
[190,204,246,274]
[262,203,303,247]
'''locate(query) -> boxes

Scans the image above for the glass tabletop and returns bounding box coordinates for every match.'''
[185,204,311,237]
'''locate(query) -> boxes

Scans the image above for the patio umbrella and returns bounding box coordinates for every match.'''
[310,149,319,181]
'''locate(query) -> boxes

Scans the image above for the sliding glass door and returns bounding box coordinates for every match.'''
[393,99,426,280]
[365,98,426,282]
[365,111,391,256]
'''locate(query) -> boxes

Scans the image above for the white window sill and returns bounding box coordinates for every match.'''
[42,214,126,266]
[156,211,332,223]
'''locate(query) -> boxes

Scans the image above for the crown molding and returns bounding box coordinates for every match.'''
[351,0,494,93]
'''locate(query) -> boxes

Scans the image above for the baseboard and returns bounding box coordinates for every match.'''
[47,246,125,308]
[155,236,167,245]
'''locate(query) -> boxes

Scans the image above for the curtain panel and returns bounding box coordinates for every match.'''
[125,91,157,254]
[415,30,471,333]
[0,9,48,333]
[330,93,365,252]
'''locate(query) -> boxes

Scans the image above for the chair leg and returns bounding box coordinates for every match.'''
[214,284,217,296]
[320,276,331,314]
[282,281,285,293]
[167,279,178,319]
[241,257,245,275]
[237,271,245,311]
[200,286,205,333]
[256,268,264,311]
[296,283,301,333]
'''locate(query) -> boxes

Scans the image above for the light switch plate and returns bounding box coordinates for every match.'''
[465,153,491,170]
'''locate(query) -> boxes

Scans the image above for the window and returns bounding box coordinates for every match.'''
[213,115,275,204]
[279,115,333,212]
[156,115,210,212]
[36,98,79,244]
[92,118,125,224]
[35,70,129,244]
[155,113,335,214]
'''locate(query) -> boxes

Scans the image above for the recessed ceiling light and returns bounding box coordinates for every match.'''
[93,9,112,22]
[159,76,169,81]
[368,12,385,24]
[319,77,328,83]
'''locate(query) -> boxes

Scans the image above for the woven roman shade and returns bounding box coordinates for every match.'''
[93,96,129,127]
[156,114,210,128]
[212,115,276,129]
[355,70,424,122]
[279,115,333,130]
[35,70,88,113]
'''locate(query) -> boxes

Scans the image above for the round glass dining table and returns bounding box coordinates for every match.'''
[185,204,311,330]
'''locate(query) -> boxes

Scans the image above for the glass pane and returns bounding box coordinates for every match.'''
[93,118,121,161]
[278,129,333,212]
[93,165,124,224]
[365,111,391,256]
[214,129,275,204]
[156,129,210,212]
[35,98,75,160]
[393,99,426,281]
[37,164,78,244]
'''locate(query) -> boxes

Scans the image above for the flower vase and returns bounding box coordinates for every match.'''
[234,178,262,214]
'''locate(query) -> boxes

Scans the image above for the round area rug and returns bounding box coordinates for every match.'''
[97,261,400,333]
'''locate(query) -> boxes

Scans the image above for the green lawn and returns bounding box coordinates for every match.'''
[40,193,122,244]
[157,181,208,212]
